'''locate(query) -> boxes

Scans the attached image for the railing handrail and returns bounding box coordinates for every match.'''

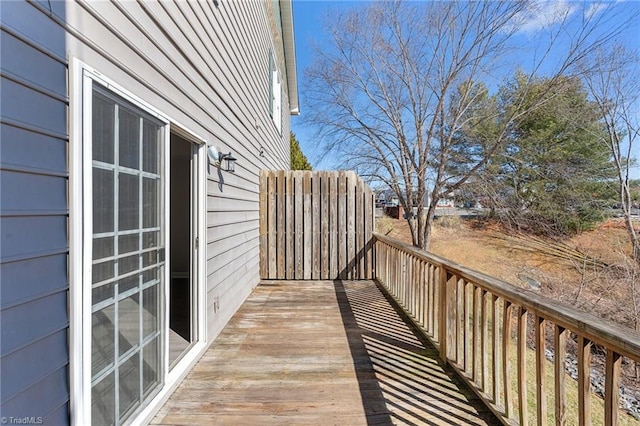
[373,232,640,362]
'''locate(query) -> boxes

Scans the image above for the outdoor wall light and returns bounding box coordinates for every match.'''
[207,145,237,173]
[219,152,237,173]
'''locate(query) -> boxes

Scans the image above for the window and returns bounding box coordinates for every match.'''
[269,51,282,133]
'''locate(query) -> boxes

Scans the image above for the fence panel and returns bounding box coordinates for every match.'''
[260,170,374,280]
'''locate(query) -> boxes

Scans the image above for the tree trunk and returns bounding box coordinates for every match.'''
[620,172,640,264]
[422,200,438,250]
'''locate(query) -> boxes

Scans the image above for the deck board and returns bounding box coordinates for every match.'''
[152,280,499,425]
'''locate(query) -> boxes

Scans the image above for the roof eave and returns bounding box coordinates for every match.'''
[280,0,299,116]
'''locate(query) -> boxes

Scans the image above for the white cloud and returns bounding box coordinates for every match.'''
[511,1,579,34]
[585,2,609,19]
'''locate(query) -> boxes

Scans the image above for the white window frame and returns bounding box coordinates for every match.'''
[69,59,209,426]
[269,51,282,134]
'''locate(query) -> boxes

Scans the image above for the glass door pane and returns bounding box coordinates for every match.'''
[90,85,165,425]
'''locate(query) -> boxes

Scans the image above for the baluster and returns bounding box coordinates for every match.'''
[414,257,419,316]
[434,265,441,345]
[502,300,513,418]
[451,275,459,364]
[439,268,449,362]
[604,349,621,426]
[403,252,408,306]
[457,278,464,366]
[421,261,427,329]
[463,281,470,374]
[481,290,489,392]
[578,336,591,426]
[536,316,547,426]
[412,257,417,316]
[429,264,435,334]
[473,285,481,384]
[555,325,567,426]
[492,294,500,405]
[517,306,527,424]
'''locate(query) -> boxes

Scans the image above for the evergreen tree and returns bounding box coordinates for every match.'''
[290,132,312,170]
[482,75,614,235]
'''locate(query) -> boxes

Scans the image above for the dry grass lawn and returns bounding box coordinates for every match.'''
[380,216,638,328]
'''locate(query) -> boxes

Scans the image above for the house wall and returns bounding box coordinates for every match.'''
[0,0,293,423]
[1,1,70,423]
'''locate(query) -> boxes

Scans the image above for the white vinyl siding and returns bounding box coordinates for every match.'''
[0,2,70,424]
[2,0,295,424]
[61,0,291,337]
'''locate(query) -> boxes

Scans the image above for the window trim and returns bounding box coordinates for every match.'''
[269,50,282,134]
[269,52,274,119]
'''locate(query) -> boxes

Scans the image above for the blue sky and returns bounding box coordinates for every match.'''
[290,0,640,176]
[291,1,360,169]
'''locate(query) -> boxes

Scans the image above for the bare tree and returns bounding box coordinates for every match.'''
[306,0,633,249]
[579,45,640,263]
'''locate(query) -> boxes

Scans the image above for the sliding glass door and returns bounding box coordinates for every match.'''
[89,84,166,425]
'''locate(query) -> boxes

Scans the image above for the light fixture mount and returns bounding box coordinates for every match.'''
[207,145,220,165]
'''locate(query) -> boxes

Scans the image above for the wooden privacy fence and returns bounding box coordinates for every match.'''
[259,170,374,280]
[374,232,640,426]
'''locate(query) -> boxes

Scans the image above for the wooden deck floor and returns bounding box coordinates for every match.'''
[151,280,499,425]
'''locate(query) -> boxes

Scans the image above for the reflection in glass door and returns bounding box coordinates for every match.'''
[90,85,165,425]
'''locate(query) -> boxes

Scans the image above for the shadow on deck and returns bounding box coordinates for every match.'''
[152,280,499,425]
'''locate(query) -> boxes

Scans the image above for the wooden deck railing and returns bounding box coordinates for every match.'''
[373,232,640,426]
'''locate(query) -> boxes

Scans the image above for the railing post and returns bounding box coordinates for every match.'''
[439,266,448,362]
